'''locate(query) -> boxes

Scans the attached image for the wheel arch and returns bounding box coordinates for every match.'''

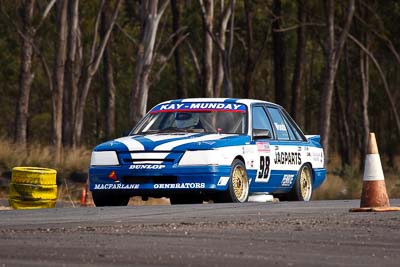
[233,155,245,166]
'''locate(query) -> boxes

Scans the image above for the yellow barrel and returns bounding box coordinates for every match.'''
[9,167,58,209]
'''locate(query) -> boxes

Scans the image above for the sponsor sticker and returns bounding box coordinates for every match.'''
[311,152,322,162]
[129,164,166,170]
[274,122,287,131]
[256,142,270,152]
[154,183,205,189]
[150,102,247,113]
[274,152,302,165]
[217,176,230,186]
[281,174,294,187]
[94,184,139,190]
[247,160,255,168]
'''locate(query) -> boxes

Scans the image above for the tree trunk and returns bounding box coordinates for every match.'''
[319,0,355,165]
[72,0,122,147]
[171,0,187,98]
[52,0,68,162]
[341,47,352,166]
[129,0,169,126]
[214,1,228,97]
[222,0,235,98]
[102,0,116,139]
[243,0,255,99]
[14,0,35,147]
[304,42,316,132]
[335,85,351,166]
[63,0,80,147]
[243,0,269,99]
[272,0,286,107]
[360,33,370,170]
[199,0,214,97]
[212,0,235,98]
[290,0,306,122]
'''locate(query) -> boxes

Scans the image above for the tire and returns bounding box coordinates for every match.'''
[11,167,57,185]
[9,167,58,209]
[9,183,58,200]
[216,159,249,203]
[92,191,130,207]
[169,194,203,205]
[288,164,313,201]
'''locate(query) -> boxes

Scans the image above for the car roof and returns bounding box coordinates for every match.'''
[157,98,282,109]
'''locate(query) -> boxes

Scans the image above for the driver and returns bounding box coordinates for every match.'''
[175,112,200,129]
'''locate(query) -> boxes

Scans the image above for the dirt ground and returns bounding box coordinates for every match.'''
[0,199,399,266]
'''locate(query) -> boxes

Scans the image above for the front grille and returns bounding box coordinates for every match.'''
[122,158,175,163]
[122,176,177,184]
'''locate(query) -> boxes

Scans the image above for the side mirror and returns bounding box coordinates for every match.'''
[252,129,272,139]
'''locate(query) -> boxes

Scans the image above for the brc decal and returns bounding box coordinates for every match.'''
[281,174,294,187]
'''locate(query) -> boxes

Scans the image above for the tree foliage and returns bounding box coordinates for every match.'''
[0,0,399,167]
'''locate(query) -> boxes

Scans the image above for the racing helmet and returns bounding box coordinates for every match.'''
[175,112,200,128]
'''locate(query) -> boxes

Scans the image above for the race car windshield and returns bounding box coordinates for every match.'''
[133,102,248,134]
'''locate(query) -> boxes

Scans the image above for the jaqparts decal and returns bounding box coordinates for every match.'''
[274,152,301,165]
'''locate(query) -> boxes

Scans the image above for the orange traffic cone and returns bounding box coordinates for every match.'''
[350,133,400,212]
[80,181,88,207]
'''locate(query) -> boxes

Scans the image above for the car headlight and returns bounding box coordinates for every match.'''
[178,150,221,166]
[90,151,119,166]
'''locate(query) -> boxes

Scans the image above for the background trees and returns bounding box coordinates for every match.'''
[0,0,399,168]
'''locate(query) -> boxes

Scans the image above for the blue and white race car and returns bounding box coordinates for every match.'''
[89,98,326,206]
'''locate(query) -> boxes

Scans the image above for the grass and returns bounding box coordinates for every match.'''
[0,138,90,201]
[0,138,90,175]
[0,138,399,204]
[313,155,400,200]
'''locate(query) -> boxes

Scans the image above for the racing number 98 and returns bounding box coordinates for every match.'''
[258,156,270,179]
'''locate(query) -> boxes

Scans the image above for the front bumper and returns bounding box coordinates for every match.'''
[89,165,232,197]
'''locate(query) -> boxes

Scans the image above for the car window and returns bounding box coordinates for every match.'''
[283,115,302,141]
[284,118,297,140]
[281,109,306,141]
[267,107,290,140]
[252,106,274,137]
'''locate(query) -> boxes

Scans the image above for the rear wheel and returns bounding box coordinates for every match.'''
[288,164,313,201]
[92,191,130,207]
[216,159,249,203]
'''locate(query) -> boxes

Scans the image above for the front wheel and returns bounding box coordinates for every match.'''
[216,159,249,203]
[288,164,313,201]
[92,191,130,207]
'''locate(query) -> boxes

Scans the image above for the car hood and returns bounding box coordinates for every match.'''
[94,133,250,152]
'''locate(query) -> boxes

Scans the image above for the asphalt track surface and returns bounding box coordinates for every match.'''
[0,199,399,267]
